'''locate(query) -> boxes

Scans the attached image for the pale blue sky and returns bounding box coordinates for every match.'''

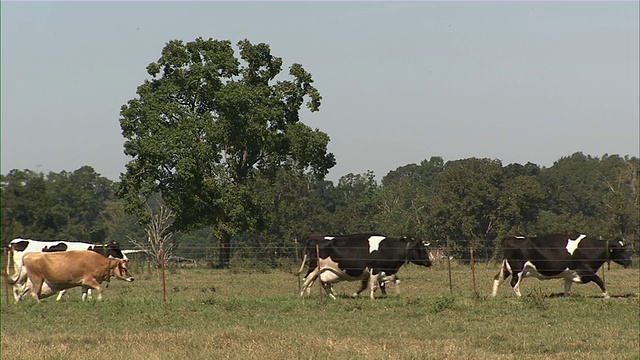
[2,2,639,183]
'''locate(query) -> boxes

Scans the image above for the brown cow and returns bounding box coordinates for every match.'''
[21,250,134,302]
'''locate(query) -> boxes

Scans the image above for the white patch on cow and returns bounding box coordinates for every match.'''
[367,236,386,253]
[520,261,581,282]
[565,234,586,255]
[521,261,539,278]
[318,269,342,284]
[516,260,583,297]
[324,236,335,240]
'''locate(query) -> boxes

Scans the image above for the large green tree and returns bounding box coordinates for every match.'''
[118,38,335,267]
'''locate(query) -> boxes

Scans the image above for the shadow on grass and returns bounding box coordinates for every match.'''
[310,293,392,300]
[546,292,639,299]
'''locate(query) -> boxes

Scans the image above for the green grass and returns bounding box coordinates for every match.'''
[1,262,638,359]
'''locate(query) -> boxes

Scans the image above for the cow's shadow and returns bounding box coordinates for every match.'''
[330,294,392,300]
[547,292,639,299]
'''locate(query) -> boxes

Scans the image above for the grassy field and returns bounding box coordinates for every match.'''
[1,261,638,360]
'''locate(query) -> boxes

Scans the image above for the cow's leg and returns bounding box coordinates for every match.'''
[27,275,44,303]
[563,278,574,297]
[55,289,67,301]
[379,274,399,296]
[300,268,319,297]
[295,254,308,276]
[16,284,30,302]
[12,286,21,302]
[299,263,314,297]
[581,274,609,299]
[80,287,94,302]
[388,275,400,295]
[91,286,104,301]
[12,281,23,302]
[321,282,337,300]
[304,281,313,296]
[390,275,401,295]
[12,269,30,302]
[368,272,380,300]
[492,260,512,297]
[81,279,104,301]
[511,272,525,297]
[352,279,368,298]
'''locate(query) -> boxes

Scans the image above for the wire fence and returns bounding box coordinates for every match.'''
[126,241,635,268]
[3,239,635,305]
[119,240,634,304]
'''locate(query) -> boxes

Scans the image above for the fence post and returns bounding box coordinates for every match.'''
[446,238,453,293]
[316,243,323,302]
[602,239,607,287]
[295,238,300,294]
[470,246,477,305]
[3,247,10,305]
[161,243,167,304]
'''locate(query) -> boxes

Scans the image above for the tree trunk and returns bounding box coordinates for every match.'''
[217,231,231,268]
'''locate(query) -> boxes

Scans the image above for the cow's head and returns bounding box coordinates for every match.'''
[112,259,135,282]
[608,238,633,268]
[408,238,433,267]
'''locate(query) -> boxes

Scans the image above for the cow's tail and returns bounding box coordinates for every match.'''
[294,254,308,276]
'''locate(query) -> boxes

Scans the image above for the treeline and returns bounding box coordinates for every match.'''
[1,152,638,265]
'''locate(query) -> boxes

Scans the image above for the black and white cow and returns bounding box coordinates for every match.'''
[297,233,432,299]
[5,238,127,302]
[491,234,633,299]
[296,233,398,296]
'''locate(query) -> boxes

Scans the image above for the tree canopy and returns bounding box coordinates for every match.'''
[117,37,335,266]
[2,153,638,264]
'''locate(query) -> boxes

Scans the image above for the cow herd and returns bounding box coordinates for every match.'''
[4,238,134,302]
[2,233,635,303]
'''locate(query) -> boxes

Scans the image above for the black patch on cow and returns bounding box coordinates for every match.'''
[88,242,125,259]
[12,240,30,252]
[42,243,68,252]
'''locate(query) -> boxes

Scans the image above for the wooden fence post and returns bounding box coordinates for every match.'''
[316,243,323,302]
[446,238,453,293]
[295,238,300,295]
[161,243,167,304]
[3,247,10,305]
[470,246,477,305]
[602,239,607,287]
